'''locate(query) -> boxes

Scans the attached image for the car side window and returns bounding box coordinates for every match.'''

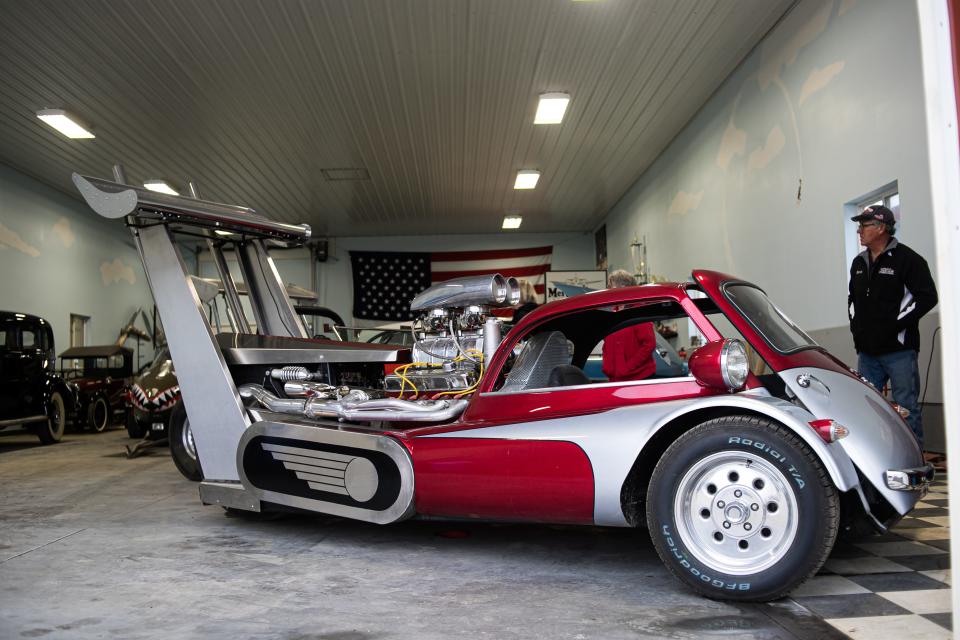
[21,328,38,349]
[109,354,124,369]
[491,298,694,391]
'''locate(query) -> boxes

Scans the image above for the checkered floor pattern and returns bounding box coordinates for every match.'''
[788,476,952,639]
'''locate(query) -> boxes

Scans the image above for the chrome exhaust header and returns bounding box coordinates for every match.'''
[239,384,468,422]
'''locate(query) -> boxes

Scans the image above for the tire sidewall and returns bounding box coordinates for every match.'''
[88,396,110,432]
[647,421,832,600]
[169,402,203,481]
[38,391,66,444]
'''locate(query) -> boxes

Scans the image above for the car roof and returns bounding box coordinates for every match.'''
[0,310,50,325]
[59,345,133,358]
[511,281,689,333]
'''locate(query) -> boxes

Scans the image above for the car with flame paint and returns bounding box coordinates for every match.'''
[74,171,934,602]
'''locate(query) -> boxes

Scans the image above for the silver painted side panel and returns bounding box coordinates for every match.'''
[423,394,858,526]
[135,224,250,481]
[783,367,924,515]
[237,420,415,524]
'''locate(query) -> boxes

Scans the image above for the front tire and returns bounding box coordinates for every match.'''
[87,396,110,433]
[37,391,67,444]
[125,408,147,439]
[169,402,202,481]
[646,416,838,601]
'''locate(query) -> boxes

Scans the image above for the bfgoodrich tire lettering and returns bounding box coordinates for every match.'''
[646,415,838,601]
[169,401,203,481]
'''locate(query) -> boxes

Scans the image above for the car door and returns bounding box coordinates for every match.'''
[0,321,25,419]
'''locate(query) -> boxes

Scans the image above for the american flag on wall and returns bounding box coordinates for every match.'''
[350,246,552,321]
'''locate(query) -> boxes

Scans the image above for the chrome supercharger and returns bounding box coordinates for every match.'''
[72,170,428,522]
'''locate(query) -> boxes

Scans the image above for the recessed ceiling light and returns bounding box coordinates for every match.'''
[514,170,540,189]
[143,180,179,196]
[534,93,570,124]
[214,230,233,236]
[36,109,95,139]
[502,215,523,230]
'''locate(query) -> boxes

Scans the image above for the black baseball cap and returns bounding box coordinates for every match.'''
[851,205,895,225]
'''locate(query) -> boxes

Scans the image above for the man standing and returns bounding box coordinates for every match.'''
[848,205,938,446]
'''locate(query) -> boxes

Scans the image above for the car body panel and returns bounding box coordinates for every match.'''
[0,311,65,433]
[418,392,859,526]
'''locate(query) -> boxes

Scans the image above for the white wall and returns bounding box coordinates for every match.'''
[599,0,942,401]
[0,164,156,365]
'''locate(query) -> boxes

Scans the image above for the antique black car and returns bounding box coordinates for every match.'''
[0,311,69,443]
[59,345,134,432]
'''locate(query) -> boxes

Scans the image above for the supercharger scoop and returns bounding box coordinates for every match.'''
[383,275,520,394]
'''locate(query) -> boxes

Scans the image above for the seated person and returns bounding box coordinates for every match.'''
[602,269,656,381]
[602,321,656,382]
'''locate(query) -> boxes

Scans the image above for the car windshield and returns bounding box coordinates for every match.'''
[723,284,817,353]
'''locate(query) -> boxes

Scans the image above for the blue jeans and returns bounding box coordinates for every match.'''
[858,350,923,447]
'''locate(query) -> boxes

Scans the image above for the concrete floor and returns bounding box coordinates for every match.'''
[0,428,848,640]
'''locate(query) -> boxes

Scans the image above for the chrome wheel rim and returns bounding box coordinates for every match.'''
[674,451,799,576]
[182,418,197,461]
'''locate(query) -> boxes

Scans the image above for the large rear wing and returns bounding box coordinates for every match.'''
[72,173,310,244]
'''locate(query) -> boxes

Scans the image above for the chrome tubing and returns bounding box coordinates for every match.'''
[410,274,510,311]
[72,173,310,244]
[239,384,468,422]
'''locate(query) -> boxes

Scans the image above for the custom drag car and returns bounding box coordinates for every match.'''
[0,311,69,443]
[73,169,933,602]
[59,345,134,432]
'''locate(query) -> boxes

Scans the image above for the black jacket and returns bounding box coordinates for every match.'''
[848,239,938,354]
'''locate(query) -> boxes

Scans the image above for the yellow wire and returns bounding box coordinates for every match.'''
[434,350,484,398]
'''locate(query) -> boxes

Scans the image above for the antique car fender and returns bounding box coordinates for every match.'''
[646,392,861,497]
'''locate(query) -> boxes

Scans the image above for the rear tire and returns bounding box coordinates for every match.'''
[169,402,202,481]
[37,391,66,444]
[646,415,838,601]
[87,396,110,433]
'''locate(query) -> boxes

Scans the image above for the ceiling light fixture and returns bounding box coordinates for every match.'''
[502,215,523,230]
[514,170,540,190]
[36,109,95,139]
[143,180,179,196]
[534,93,570,124]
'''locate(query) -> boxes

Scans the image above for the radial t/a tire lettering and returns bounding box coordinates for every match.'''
[645,415,838,601]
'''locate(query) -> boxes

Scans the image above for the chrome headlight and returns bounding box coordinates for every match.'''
[720,339,749,390]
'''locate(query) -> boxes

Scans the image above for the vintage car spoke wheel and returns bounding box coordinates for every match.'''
[646,415,838,602]
[88,396,110,433]
[169,402,203,482]
[37,391,66,444]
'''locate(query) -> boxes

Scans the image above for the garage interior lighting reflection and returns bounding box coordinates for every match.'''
[143,180,179,196]
[514,170,540,189]
[36,109,95,139]
[534,93,570,124]
[502,215,523,229]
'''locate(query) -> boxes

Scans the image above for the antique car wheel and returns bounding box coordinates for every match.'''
[169,402,203,481]
[87,396,110,433]
[646,415,838,601]
[37,391,67,444]
[125,408,146,439]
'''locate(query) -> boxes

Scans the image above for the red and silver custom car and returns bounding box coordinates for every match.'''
[74,170,932,602]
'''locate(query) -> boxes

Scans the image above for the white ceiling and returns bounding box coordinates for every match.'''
[0,0,794,236]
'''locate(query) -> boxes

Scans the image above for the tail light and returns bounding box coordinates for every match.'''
[809,419,849,443]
